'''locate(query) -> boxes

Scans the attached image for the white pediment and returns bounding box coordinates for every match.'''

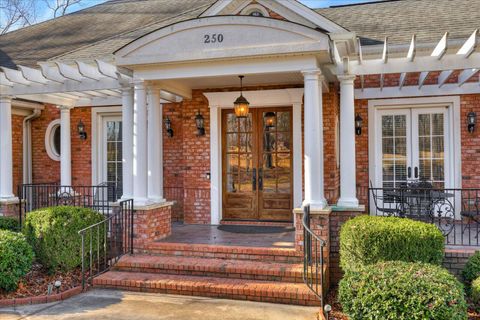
[115,16,329,67]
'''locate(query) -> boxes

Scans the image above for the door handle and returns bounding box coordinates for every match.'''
[258,168,263,191]
[408,167,412,178]
[414,167,419,179]
[252,168,257,191]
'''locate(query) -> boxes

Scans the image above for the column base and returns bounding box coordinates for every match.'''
[133,201,174,252]
[0,197,20,217]
[336,197,360,208]
[302,199,328,210]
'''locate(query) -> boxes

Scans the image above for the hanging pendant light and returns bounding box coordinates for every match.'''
[234,75,250,118]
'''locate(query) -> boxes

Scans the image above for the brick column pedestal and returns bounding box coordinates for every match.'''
[0,199,20,218]
[133,202,173,251]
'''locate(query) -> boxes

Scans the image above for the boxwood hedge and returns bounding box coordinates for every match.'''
[339,261,467,320]
[23,206,104,272]
[0,216,20,231]
[471,276,480,305]
[340,215,444,271]
[0,230,34,292]
[462,251,480,284]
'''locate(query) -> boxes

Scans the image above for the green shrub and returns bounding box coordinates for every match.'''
[339,261,468,320]
[0,230,34,292]
[340,215,444,271]
[462,251,480,284]
[23,206,104,272]
[0,216,20,231]
[471,277,480,305]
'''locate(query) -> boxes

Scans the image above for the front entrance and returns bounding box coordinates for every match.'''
[222,107,293,221]
[374,107,451,189]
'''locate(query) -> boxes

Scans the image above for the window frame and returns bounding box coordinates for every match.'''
[45,119,61,161]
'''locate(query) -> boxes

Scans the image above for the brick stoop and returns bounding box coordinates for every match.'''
[93,271,319,306]
[140,242,303,263]
[113,254,304,283]
[93,241,320,306]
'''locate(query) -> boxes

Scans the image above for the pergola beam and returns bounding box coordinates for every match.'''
[0,67,30,85]
[431,32,448,59]
[458,69,479,86]
[457,29,478,58]
[438,70,454,87]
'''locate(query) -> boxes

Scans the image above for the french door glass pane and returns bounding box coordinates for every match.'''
[105,120,122,200]
[417,113,445,187]
[381,114,407,189]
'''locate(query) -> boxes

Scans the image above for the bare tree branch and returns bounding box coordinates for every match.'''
[43,0,84,18]
[0,0,37,34]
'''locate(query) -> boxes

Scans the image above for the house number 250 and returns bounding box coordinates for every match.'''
[204,33,224,43]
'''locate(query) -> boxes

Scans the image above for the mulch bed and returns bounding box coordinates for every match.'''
[0,263,83,300]
[325,286,480,320]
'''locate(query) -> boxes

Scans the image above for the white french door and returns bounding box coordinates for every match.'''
[375,107,450,189]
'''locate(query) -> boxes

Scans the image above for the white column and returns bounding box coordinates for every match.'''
[210,105,222,224]
[302,69,327,210]
[121,87,134,199]
[147,86,165,202]
[0,96,16,200]
[133,81,149,204]
[337,75,359,207]
[59,105,72,186]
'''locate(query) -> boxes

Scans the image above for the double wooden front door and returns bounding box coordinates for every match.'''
[222,107,293,221]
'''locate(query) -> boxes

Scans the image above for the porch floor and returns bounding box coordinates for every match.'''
[156,222,295,249]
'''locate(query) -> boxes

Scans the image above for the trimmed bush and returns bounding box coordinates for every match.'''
[23,206,104,272]
[0,230,34,292]
[462,251,480,284]
[0,216,20,231]
[340,215,444,271]
[472,277,480,305]
[339,261,468,320]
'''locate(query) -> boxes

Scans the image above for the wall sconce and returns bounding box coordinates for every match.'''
[264,111,276,129]
[468,111,476,133]
[77,120,87,140]
[355,114,363,136]
[195,110,205,136]
[164,116,174,138]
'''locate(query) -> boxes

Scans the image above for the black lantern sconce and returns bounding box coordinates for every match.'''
[77,120,87,140]
[467,111,476,133]
[355,114,363,136]
[233,75,250,118]
[264,112,276,129]
[195,110,205,136]
[164,116,174,138]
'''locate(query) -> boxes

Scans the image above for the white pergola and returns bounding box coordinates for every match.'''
[330,29,479,99]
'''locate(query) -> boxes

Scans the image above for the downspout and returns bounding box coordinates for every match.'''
[22,109,41,184]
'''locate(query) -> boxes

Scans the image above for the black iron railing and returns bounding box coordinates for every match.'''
[18,183,117,226]
[78,198,134,289]
[302,204,327,312]
[369,186,480,246]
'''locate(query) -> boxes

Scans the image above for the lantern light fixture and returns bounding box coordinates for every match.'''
[264,111,276,129]
[195,110,205,136]
[355,114,363,136]
[467,111,476,133]
[164,116,174,138]
[234,75,250,118]
[77,120,87,140]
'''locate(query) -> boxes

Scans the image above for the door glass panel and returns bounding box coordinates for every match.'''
[417,112,445,187]
[226,154,238,173]
[381,114,407,189]
[105,120,122,200]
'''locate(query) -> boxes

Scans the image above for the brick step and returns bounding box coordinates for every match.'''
[113,254,304,283]
[93,271,320,306]
[141,242,302,263]
[220,220,294,227]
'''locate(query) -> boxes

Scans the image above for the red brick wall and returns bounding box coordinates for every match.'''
[12,114,24,196]
[71,107,92,186]
[461,94,480,188]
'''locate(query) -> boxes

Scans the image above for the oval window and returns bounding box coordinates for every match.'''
[45,120,61,161]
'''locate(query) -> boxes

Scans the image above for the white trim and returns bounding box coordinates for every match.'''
[238,3,270,17]
[45,119,61,161]
[204,88,304,224]
[368,97,462,192]
[91,106,122,186]
[356,82,480,99]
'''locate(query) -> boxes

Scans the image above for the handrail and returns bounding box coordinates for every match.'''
[78,198,134,290]
[302,204,326,313]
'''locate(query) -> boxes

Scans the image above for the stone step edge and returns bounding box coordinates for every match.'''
[113,255,304,282]
[93,271,321,306]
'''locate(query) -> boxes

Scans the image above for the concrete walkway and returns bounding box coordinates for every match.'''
[0,289,319,320]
